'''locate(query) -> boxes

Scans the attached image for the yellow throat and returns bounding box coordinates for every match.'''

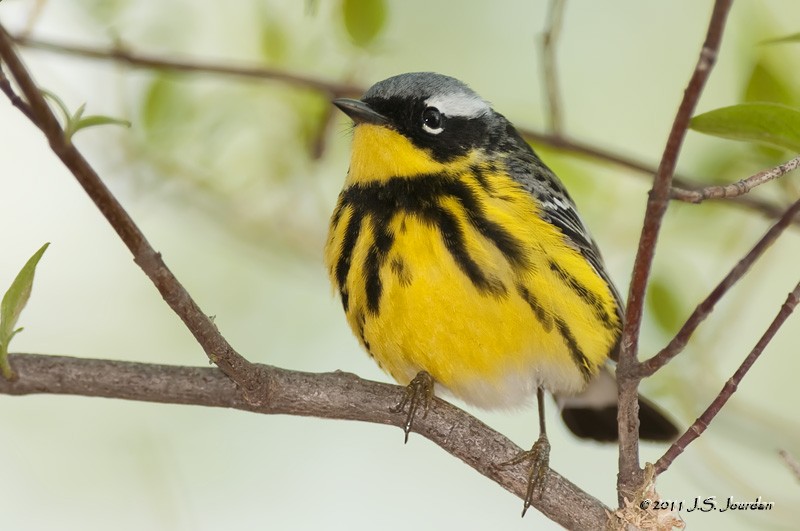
[325,122,620,408]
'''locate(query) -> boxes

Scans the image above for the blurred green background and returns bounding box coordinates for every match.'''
[2,0,800,529]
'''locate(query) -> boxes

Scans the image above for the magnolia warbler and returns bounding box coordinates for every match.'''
[325,72,678,513]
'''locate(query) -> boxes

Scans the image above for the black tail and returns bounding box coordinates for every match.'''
[561,395,679,442]
[556,367,679,442]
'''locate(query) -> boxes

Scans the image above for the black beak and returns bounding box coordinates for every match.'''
[332,98,388,126]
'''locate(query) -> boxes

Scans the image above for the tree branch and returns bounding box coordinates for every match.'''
[616,0,733,497]
[654,278,800,474]
[671,155,800,203]
[9,33,362,97]
[9,32,799,229]
[527,130,800,229]
[639,197,800,377]
[2,33,683,178]
[0,24,264,398]
[0,353,609,530]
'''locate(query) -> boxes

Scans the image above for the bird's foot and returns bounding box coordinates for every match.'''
[500,434,551,517]
[390,370,434,443]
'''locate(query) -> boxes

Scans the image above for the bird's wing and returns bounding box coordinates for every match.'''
[504,148,626,317]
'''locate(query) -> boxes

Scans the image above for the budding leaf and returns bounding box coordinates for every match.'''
[42,90,130,143]
[0,243,50,380]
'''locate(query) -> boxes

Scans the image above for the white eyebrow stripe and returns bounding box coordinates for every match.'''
[424,93,489,118]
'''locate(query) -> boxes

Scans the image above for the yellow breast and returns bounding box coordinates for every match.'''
[325,126,620,408]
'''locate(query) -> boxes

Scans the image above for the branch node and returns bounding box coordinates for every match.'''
[239,365,273,407]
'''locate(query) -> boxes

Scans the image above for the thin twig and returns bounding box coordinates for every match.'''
[616,0,733,498]
[525,130,800,227]
[671,155,800,203]
[0,62,35,121]
[0,24,265,398]
[10,32,800,229]
[639,197,800,377]
[0,353,610,530]
[655,279,800,474]
[7,30,687,182]
[779,450,800,483]
[540,0,566,135]
[10,34,362,97]
[3,32,689,180]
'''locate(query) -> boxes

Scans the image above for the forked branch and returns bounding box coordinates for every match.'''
[616,0,734,496]
[640,197,800,377]
[655,279,800,474]
[0,25,264,397]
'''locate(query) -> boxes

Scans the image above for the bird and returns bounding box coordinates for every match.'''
[324,72,678,515]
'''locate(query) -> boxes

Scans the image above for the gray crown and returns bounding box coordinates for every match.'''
[363,72,479,102]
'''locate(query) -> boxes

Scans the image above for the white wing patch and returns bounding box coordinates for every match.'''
[424,92,490,118]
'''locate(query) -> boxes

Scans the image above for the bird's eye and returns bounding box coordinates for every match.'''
[421,107,443,134]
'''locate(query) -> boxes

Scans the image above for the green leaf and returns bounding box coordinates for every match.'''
[72,102,87,123]
[41,89,72,126]
[647,278,682,333]
[690,103,800,152]
[761,32,800,46]
[342,0,387,47]
[0,243,50,380]
[75,115,131,130]
[66,115,132,143]
[42,91,130,143]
